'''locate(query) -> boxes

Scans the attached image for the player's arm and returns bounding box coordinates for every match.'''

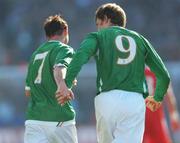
[142,36,170,102]
[54,47,74,105]
[56,33,98,105]
[54,66,74,103]
[54,66,67,87]
[25,88,31,97]
[141,36,170,111]
[165,83,180,131]
[65,33,98,88]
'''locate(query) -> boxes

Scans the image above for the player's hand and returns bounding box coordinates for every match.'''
[55,81,74,106]
[145,96,162,112]
[56,90,74,106]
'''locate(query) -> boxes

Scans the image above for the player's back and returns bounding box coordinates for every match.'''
[95,26,147,95]
[26,41,75,121]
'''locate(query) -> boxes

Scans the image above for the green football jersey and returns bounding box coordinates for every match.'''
[66,26,170,102]
[25,40,75,122]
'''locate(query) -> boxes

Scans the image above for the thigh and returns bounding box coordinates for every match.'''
[113,114,145,143]
[24,124,49,143]
[95,90,145,143]
[95,111,113,143]
[95,95,115,143]
[113,97,146,143]
[53,125,78,143]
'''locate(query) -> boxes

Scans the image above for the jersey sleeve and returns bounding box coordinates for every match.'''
[65,32,98,88]
[54,46,74,68]
[141,36,170,101]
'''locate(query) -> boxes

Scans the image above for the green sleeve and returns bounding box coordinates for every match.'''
[54,46,74,68]
[65,33,98,88]
[141,36,170,101]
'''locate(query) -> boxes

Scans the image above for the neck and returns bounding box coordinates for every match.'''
[47,35,64,43]
[109,23,118,27]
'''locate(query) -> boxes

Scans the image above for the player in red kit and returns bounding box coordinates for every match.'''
[143,67,180,143]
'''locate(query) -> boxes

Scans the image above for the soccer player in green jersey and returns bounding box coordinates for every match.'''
[24,15,78,143]
[56,3,170,143]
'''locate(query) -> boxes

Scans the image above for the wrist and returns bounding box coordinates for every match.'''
[57,80,66,87]
[153,95,163,102]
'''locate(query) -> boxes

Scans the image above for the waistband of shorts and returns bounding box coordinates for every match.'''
[97,89,142,96]
[25,119,75,127]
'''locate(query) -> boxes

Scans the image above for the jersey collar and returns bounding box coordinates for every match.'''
[48,40,61,43]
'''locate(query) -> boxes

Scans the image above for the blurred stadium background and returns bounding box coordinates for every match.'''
[0,0,180,143]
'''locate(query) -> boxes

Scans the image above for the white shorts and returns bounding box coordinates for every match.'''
[95,89,146,143]
[24,119,78,143]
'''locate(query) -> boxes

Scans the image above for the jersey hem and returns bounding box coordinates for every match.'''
[25,118,75,127]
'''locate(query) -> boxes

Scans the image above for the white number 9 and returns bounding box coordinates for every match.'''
[115,35,136,65]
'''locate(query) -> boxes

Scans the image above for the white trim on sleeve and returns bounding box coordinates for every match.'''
[25,86,31,90]
[53,63,66,68]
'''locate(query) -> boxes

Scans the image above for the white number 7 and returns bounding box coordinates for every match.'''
[33,51,49,84]
[115,35,137,65]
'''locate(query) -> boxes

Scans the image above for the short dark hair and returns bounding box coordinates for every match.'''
[95,3,126,27]
[44,15,68,37]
